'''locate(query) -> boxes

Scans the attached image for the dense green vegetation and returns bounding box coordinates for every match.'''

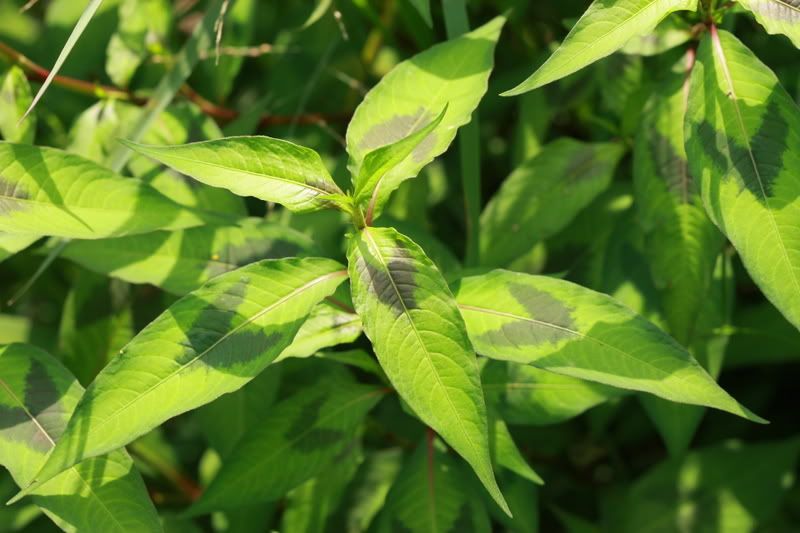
[1,0,799,531]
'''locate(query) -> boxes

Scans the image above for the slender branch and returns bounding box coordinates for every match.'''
[0,40,350,128]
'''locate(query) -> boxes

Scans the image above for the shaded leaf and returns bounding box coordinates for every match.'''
[480,139,623,267]
[61,218,315,295]
[0,66,35,144]
[190,380,384,513]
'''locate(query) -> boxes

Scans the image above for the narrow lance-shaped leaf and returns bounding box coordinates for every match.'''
[122,136,344,213]
[189,380,385,513]
[0,142,216,238]
[685,28,800,330]
[0,66,36,144]
[347,226,510,515]
[503,0,699,95]
[15,258,348,496]
[453,269,764,422]
[480,138,624,268]
[61,217,316,295]
[634,50,724,347]
[737,0,800,48]
[374,439,492,533]
[0,344,161,533]
[346,16,505,220]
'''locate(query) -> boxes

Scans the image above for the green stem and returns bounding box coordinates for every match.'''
[441,0,481,267]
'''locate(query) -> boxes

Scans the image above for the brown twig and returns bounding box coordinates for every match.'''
[0,40,349,128]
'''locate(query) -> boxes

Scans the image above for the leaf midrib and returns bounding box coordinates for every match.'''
[362,228,485,481]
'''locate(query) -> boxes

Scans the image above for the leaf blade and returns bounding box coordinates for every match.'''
[453,270,763,422]
[347,226,509,514]
[18,258,348,495]
[503,0,698,95]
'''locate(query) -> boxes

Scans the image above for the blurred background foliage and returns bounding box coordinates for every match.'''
[1,0,799,531]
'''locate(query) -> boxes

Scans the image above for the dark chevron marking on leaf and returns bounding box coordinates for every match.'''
[0,360,62,452]
[356,244,418,316]
[649,130,696,201]
[694,98,788,199]
[477,283,577,348]
[0,176,28,214]
[176,277,294,368]
[359,109,437,163]
[286,395,345,452]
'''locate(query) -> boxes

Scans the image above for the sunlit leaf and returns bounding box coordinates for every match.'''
[347,226,509,514]
[0,343,161,532]
[17,258,348,495]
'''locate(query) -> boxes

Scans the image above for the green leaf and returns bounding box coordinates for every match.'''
[189,380,384,513]
[452,269,764,422]
[22,0,104,120]
[276,300,362,361]
[194,366,282,458]
[685,29,800,331]
[0,343,161,532]
[503,0,698,95]
[374,440,492,532]
[61,218,316,295]
[353,106,447,223]
[482,360,622,426]
[122,136,345,213]
[488,412,543,485]
[0,66,35,144]
[480,138,624,267]
[616,439,800,532]
[346,16,504,217]
[0,232,38,263]
[407,0,432,26]
[343,448,404,532]
[280,442,362,533]
[737,0,800,48]
[634,52,725,345]
[17,258,348,495]
[0,142,215,238]
[58,272,133,386]
[105,0,171,87]
[347,226,509,514]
